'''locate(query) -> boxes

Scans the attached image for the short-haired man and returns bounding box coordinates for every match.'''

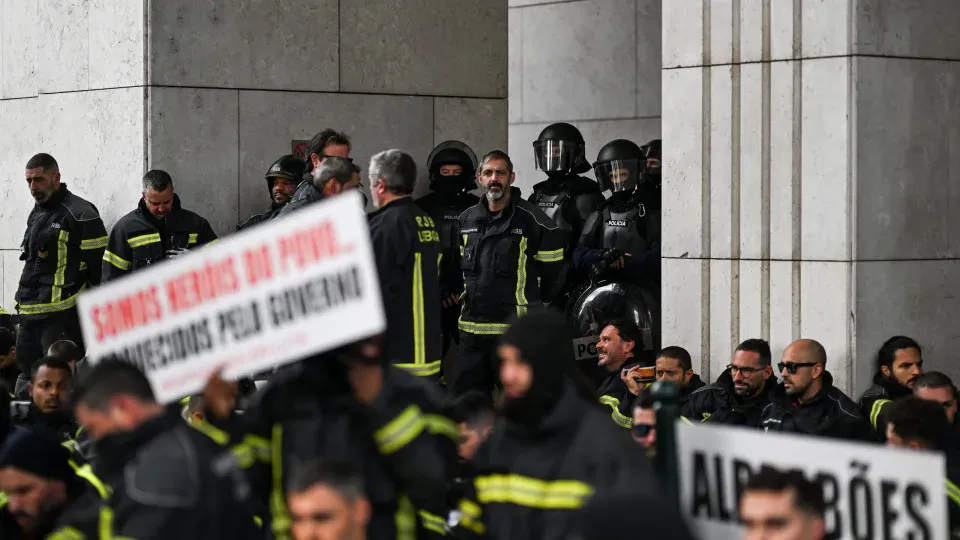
[453,151,566,397]
[365,150,443,378]
[15,153,107,399]
[102,170,218,281]
[72,359,260,538]
[631,386,657,458]
[595,320,647,429]
[681,339,778,427]
[0,329,18,393]
[287,459,371,540]
[739,466,826,540]
[759,339,874,441]
[288,128,353,206]
[914,371,960,453]
[47,339,82,371]
[279,156,361,216]
[238,154,306,230]
[10,357,77,445]
[654,346,704,399]
[858,335,923,441]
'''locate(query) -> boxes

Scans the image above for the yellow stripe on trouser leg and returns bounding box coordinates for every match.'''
[52,230,69,303]
[270,425,292,539]
[515,237,528,316]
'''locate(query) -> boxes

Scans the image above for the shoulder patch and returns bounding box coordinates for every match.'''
[126,427,200,508]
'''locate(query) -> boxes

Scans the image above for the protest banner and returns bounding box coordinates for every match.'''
[676,422,947,540]
[77,192,385,403]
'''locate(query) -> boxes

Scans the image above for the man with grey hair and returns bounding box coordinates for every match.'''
[102,169,217,281]
[366,150,443,378]
[278,156,362,216]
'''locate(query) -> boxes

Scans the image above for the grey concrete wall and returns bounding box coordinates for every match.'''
[507,0,662,194]
[662,0,960,395]
[0,0,508,313]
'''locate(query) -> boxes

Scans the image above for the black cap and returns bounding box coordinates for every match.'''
[0,428,74,482]
[265,155,307,181]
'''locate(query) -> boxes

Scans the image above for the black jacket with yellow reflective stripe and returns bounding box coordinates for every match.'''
[947,455,960,539]
[857,372,912,442]
[230,359,457,540]
[596,359,642,429]
[457,190,567,334]
[102,195,218,282]
[368,197,443,377]
[15,185,107,319]
[454,383,655,540]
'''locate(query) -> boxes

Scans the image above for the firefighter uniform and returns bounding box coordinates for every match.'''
[14,184,106,392]
[102,195,218,281]
[0,307,12,331]
[454,189,566,396]
[596,358,643,429]
[368,198,443,378]
[858,372,912,442]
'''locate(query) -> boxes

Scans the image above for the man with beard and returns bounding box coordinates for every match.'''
[15,153,107,399]
[238,155,306,230]
[452,310,658,540]
[858,335,924,442]
[681,339,778,427]
[278,157,362,217]
[653,347,704,401]
[759,339,874,441]
[594,320,647,429]
[11,357,79,444]
[102,170,218,281]
[454,151,565,397]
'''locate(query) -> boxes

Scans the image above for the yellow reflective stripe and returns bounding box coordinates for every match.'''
[0,306,8,315]
[254,515,263,528]
[533,248,564,262]
[419,509,448,535]
[206,238,220,245]
[598,395,631,429]
[374,405,425,455]
[424,413,459,442]
[232,433,272,469]
[190,420,230,446]
[270,424,292,539]
[458,317,510,335]
[0,491,6,508]
[79,261,87,271]
[457,499,485,534]
[68,460,110,499]
[515,236,528,316]
[52,230,70,303]
[17,284,86,315]
[680,416,694,425]
[48,527,85,540]
[127,233,161,248]
[396,495,417,540]
[100,505,116,540]
[80,235,108,250]
[188,233,199,245]
[103,250,132,271]
[947,479,960,507]
[394,360,442,377]
[412,252,426,366]
[438,252,443,270]
[475,474,594,509]
[870,399,893,430]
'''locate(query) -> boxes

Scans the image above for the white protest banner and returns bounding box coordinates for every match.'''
[78,191,385,403]
[676,422,947,540]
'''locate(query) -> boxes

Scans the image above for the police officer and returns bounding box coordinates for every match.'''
[15,153,107,398]
[528,123,605,256]
[455,151,566,397]
[290,128,352,206]
[102,170,218,282]
[575,138,661,284]
[367,150,443,378]
[278,157,361,217]
[416,141,480,362]
[238,154,306,230]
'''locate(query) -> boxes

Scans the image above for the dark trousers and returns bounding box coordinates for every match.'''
[14,309,84,397]
[450,332,499,398]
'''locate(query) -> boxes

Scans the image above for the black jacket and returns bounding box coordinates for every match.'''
[947,454,960,539]
[681,369,778,427]
[416,191,480,298]
[759,372,876,442]
[231,359,457,540]
[368,198,443,377]
[454,383,655,539]
[102,196,218,282]
[94,409,261,539]
[16,185,107,319]
[278,175,325,217]
[682,374,706,400]
[237,205,282,231]
[858,372,913,441]
[528,175,605,254]
[10,401,80,444]
[596,359,642,429]
[2,473,104,539]
[458,190,566,334]
[0,306,12,330]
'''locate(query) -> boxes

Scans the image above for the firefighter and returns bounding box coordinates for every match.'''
[238,154,306,230]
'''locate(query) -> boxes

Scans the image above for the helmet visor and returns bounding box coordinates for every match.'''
[594,159,641,193]
[534,140,584,173]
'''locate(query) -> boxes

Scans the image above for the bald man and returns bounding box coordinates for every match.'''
[758,339,875,442]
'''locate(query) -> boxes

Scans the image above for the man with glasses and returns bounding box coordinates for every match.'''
[631,386,657,457]
[758,339,874,441]
[858,335,924,441]
[680,339,778,427]
[914,371,960,454]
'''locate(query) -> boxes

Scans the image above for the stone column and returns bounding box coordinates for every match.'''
[0,0,507,312]
[507,0,662,193]
[661,0,960,394]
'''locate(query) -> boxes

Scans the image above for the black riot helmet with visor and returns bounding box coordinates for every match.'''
[593,139,645,194]
[427,140,478,194]
[533,122,592,175]
[643,139,662,189]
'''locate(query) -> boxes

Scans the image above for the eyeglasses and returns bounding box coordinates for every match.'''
[777,362,818,374]
[632,424,655,438]
[727,364,764,376]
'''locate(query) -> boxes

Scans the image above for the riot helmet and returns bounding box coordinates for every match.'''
[593,139,645,194]
[427,141,478,194]
[642,139,662,189]
[533,122,591,175]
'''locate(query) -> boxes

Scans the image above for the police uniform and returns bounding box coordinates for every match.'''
[102,195,218,281]
[454,189,566,396]
[238,155,306,231]
[14,184,106,395]
[368,197,443,378]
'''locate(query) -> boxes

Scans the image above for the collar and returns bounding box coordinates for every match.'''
[137,194,183,225]
[872,372,913,399]
[776,371,836,407]
[39,184,69,210]
[368,195,414,216]
[94,408,181,474]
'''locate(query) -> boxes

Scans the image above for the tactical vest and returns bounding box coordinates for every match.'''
[424,196,474,254]
[530,188,575,233]
[600,203,655,254]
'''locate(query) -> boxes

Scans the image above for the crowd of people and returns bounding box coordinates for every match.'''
[0,123,953,540]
